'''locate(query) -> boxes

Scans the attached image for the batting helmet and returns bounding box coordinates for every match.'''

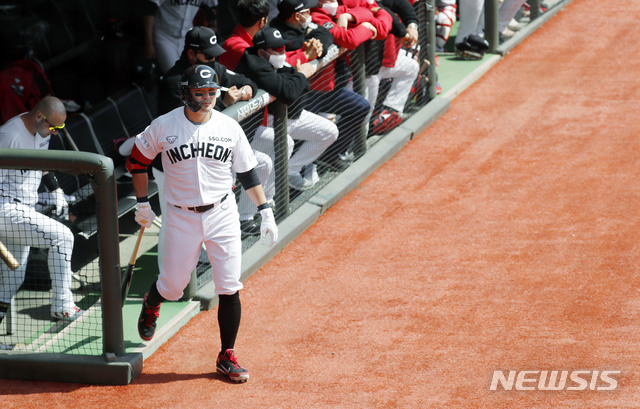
[180,64,221,112]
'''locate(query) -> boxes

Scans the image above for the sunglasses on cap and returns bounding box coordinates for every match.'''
[39,111,65,132]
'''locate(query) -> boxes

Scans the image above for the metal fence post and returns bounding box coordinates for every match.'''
[91,157,124,357]
[529,0,541,20]
[270,100,291,221]
[422,0,437,101]
[485,0,499,53]
[350,46,368,158]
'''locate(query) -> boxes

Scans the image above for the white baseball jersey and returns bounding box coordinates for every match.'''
[0,114,50,206]
[134,107,258,207]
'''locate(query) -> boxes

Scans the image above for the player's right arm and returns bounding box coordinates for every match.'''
[131,168,149,200]
[127,142,156,228]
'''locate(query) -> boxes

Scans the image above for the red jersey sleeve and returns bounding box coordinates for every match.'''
[285,49,309,66]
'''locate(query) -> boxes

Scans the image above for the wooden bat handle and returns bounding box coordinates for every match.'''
[130,227,145,264]
[62,127,80,152]
[0,240,19,270]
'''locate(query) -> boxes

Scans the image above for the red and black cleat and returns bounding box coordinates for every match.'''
[216,349,250,383]
[369,108,404,136]
[138,292,160,341]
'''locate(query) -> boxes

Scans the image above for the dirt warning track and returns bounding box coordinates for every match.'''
[2,0,640,407]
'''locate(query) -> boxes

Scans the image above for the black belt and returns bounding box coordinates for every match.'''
[175,194,228,213]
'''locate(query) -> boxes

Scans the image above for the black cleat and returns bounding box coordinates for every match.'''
[138,292,160,341]
[216,349,250,383]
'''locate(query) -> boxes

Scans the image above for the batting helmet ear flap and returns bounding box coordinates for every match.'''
[180,64,221,112]
[181,87,202,112]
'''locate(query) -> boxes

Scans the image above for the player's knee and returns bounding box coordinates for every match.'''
[156,278,184,301]
[325,123,339,143]
[408,58,420,76]
[255,152,273,177]
[49,225,74,252]
[59,225,74,244]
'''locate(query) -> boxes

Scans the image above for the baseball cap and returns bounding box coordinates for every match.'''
[185,26,226,59]
[277,0,319,18]
[252,27,292,50]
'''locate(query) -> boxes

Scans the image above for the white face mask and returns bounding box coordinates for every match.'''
[268,52,286,69]
[299,13,311,29]
[322,1,339,16]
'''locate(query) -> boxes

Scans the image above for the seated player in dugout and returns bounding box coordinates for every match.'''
[0,97,83,346]
[234,27,339,191]
[158,26,258,115]
[218,0,272,71]
[364,0,420,136]
[126,64,278,383]
[269,0,334,67]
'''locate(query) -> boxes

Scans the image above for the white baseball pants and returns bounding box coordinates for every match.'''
[455,0,485,45]
[266,110,338,175]
[364,49,420,115]
[158,192,242,299]
[0,201,75,313]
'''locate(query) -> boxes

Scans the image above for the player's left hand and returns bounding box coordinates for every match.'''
[259,207,278,247]
[52,189,69,219]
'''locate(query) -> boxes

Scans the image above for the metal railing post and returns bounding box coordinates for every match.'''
[485,0,499,53]
[351,46,367,158]
[270,101,291,221]
[423,0,437,101]
[529,0,541,20]
[92,157,124,357]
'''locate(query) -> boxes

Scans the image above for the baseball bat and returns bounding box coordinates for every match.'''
[62,127,80,152]
[0,240,19,270]
[121,227,145,306]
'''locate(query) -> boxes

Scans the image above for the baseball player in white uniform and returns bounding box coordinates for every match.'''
[0,96,83,334]
[143,0,218,73]
[127,65,278,383]
[455,0,485,50]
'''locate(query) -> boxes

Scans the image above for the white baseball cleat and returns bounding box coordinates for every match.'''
[303,163,319,186]
[288,172,313,191]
